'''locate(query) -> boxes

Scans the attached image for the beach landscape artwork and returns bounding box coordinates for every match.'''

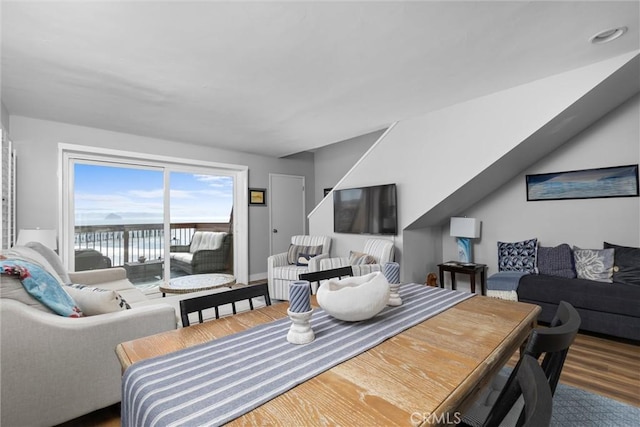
[526,165,639,201]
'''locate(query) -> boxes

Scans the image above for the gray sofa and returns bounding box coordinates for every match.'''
[0,243,229,426]
[517,274,640,341]
[487,241,640,341]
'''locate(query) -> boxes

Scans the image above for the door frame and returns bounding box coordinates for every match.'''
[268,173,306,255]
[58,143,249,285]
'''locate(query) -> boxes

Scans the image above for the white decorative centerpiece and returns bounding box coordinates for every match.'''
[316,271,390,322]
[287,281,315,344]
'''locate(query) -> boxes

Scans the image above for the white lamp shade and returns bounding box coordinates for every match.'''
[450,217,480,239]
[16,229,58,250]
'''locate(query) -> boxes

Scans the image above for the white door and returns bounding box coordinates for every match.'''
[269,174,305,255]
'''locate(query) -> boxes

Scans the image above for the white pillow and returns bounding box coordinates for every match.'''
[63,284,131,316]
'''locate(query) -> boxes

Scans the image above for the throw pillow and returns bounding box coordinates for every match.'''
[349,251,377,265]
[64,284,131,315]
[497,238,538,272]
[287,244,323,265]
[3,245,66,284]
[296,253,319,267]
[573,247,614,283]
[0,258,82,317]
[604,242,640,286]
[536,244,576,278]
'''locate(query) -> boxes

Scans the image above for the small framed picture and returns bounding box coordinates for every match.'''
[249,188,267,206]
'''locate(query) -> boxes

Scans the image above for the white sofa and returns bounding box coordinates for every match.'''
[0,244,220,427]
[319,238,395,276]
[267,235,331,300]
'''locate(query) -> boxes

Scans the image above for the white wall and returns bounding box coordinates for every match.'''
[9,116,315,278]
[313,129,384,205]
[1,101,9,132]
[445,94,640,276]
[309,51,638,284]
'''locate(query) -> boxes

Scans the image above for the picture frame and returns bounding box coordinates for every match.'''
[249,188,267,206]
[526,164,639,201]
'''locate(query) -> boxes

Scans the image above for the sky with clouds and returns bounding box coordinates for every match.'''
[74,164,233,226]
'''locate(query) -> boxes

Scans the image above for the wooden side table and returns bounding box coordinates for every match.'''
[438,262,487,295]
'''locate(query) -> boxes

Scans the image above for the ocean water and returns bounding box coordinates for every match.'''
[528,176,637,200]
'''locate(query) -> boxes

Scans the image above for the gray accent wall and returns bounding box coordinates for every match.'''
[9,116,315,278]
[313,129,385,205]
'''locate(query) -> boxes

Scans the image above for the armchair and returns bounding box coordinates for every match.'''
[267,235,331,300]
[319,238,395,276]
[170,231,232,275]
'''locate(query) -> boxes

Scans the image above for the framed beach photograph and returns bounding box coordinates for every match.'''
[526,164,639,201]
[249,188,267,206]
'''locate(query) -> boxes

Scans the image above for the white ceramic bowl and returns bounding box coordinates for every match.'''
[316,271,390,321]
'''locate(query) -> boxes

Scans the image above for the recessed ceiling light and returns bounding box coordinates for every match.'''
[589,27,628,44]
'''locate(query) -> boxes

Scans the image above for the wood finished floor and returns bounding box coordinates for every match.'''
[57,331,639,427]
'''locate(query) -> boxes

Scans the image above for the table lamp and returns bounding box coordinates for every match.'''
[15,228,58,251]
[450,217,480,263]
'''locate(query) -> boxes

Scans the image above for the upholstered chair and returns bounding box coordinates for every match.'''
[267,235,331,300]
[318,238,395,276]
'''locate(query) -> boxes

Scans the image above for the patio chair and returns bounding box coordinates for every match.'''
[170,231,232,275]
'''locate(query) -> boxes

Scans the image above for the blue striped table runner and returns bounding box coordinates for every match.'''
[122,283,474,427]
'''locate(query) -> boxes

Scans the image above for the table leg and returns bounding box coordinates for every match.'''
[480,267,486,296]
[470,273,476,294]
[439,268,445,289]
[450,272,457,291]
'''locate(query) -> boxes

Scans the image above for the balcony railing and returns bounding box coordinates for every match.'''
[74,222,230,268]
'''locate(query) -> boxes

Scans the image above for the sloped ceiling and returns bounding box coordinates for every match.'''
[407,53,640,230]
[1,1,639,157]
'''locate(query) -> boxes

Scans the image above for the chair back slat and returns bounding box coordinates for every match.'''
[180,283,272,327]
[299,266,353,294]
[484,355,553,427]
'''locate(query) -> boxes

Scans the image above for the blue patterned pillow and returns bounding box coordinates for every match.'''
[287,244,323,265]
[296,253,319,267]
[0,258,83,317]
[573,247,614,283]
[498,238,538,272]
[537,244,576,278]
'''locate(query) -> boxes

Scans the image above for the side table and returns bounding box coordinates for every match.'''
[438,262,487,295]
[124,259,163,283]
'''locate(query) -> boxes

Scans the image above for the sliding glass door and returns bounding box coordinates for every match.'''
[74,162,165,288]
[169,171,234,276]
[61,145,248,287]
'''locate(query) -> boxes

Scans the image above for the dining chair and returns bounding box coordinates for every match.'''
[460,301,580,426]
[481,354,553,427]
[298,266,354,294]
[179,283,272,327]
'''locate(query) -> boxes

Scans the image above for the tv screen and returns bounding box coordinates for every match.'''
[333,184,397,235]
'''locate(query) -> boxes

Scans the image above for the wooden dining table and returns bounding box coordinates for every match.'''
[116,290,540,426]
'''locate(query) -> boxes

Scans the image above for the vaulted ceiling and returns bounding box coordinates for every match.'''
[1,1,638,157]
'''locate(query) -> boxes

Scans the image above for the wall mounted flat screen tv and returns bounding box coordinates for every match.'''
[333,183,397,235]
